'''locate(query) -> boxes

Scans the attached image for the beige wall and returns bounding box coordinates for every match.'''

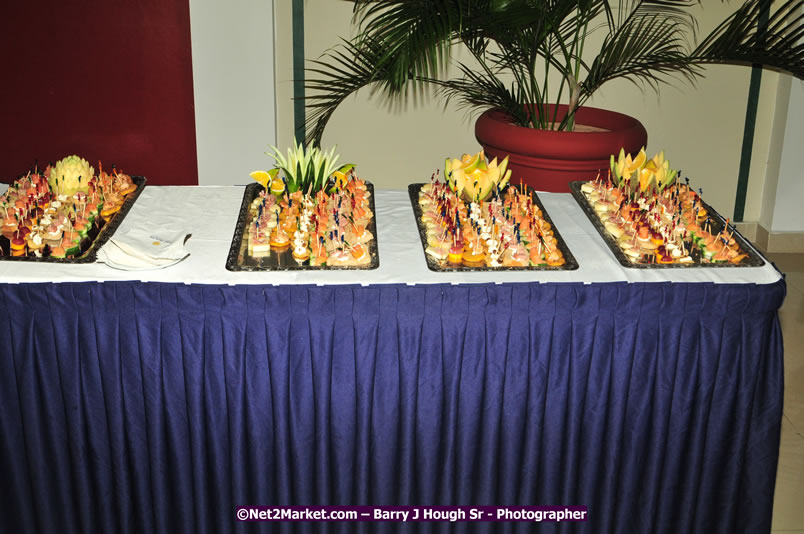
[275,2,784,223]
[274,1,295,152]
[771,78,804,232]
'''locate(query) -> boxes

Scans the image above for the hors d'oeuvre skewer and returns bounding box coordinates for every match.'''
[0,155,139,260]
[417,149,568,269]
[243,143,376,269]
[578,148,749,265]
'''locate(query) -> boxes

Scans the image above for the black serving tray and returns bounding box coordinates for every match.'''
[409,183,579,272]
[0,176,146,264]
[568,180,766,268]
[226,182,380,271]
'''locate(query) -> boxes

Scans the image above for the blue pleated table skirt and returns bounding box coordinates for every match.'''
[0,280,786,533]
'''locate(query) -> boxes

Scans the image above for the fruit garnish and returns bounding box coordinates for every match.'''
[638,151,678,193]
[462,152,482,174]
[266,142,342,194]
[612,148,676,194]
[610,147,646,187]
[48,155,93,196]
[249,169,279,190]
[331,171,348,190]
[638,160,655,191]
[631,148,647,170]
[444,149,511,202]
[270,178,285,195]
[652,152,678,192]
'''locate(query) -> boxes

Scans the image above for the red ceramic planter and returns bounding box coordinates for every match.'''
[475,105,648,192]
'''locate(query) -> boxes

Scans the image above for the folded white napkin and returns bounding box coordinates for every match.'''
[98,227,190,270]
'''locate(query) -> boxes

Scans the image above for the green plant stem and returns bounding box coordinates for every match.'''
[565,6,583,131]
[575,19,588,82]
[542,37,551,129]
[552,73,567,127]
[566,17,590,131]
[523,62,543,128]
[551,12,581,131]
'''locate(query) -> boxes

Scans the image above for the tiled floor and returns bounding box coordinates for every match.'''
[769,253,804,533]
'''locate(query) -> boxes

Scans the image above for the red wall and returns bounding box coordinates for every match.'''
[1,0,198,185]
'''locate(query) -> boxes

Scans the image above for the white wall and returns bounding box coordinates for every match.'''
[189,0,276,185]
[771,78,804,232]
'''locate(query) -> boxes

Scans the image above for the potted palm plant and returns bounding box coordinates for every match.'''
[304,0,804,192]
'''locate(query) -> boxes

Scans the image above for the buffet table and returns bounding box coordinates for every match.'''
[0,186,785,533]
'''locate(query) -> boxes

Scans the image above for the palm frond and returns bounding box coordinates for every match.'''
[604,0,698,30]
[431,60,529,125]
[349,0,464,90]
[304,1,468,144]
[691,0,804,78]
[583,7,699,99]
[304,36,402,146]
[306,0,804,137]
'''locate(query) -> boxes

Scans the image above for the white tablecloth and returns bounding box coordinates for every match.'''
[0,185,782,286]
